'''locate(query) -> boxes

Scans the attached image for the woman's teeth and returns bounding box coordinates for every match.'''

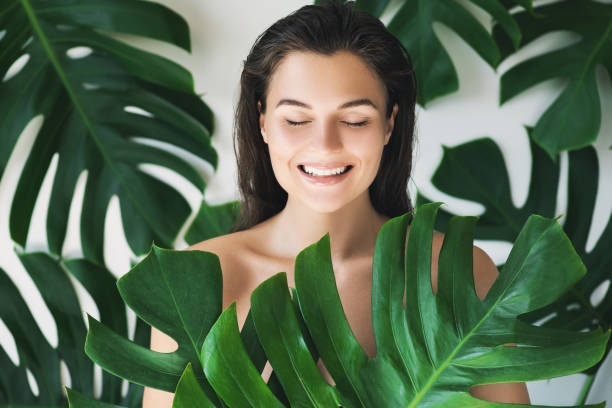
[302,165,349,176]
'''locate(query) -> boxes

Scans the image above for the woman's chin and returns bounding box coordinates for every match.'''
[292,191,368,215]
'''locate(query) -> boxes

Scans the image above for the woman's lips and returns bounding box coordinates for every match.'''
[298,164,353,185]
[299,162,352,169]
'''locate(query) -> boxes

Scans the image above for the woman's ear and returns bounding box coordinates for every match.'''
[384,103,399,146]
[258,100,268,143]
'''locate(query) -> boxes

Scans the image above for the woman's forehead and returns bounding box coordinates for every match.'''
[266,50,387,111]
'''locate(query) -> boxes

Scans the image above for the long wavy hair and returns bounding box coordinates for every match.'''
[231,0,417,232]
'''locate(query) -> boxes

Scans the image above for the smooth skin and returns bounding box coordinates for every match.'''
[143,50,531,407]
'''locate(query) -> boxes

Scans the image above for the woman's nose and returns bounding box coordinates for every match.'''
[311,121,343,151]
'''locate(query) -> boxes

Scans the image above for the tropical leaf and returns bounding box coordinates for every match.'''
[201,303,286,408]
[417,135,559,239]
[494,0,612,157]
[0,0,217,264]
[84,245,225,405]
[322,0,522,105]
[0,255,147,407]
[172,364,216,408]
[184,200,240,245]
[295,203,608,406]
[416,135,612,371]
[76,203,609,407]
[67,388,125,408]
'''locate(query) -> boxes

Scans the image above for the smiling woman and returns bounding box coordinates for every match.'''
[258,50,398,216]
[144,1,530,406]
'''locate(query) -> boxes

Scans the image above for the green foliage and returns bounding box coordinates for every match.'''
[0,0,216,264]
[86,246,223,403]
[416,134,612,369]
[329,0,610,153]
[185,201,241,245]
[76,203,610,407]
[494,0,612,157]
[0,0,221,405]
[0,256,147,407]
[322,0,522,106]
[172,364,216,408]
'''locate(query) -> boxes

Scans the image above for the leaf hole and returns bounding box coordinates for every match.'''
[532,312,557,326]
[26,368,39,397]
[566,302,581,311]
[124,106,154,118]
[56,24,75,31]
[66,46,93,59]
[0,318,19,366]
[121,379,129,397]
[65,268,100,327]
[21,35,33,50]
[0,30,6,42]
[590,279,610,308]
[60,359,71,397]
[82,82,101,91]
[3,54,30,82]
[94,364,102,398]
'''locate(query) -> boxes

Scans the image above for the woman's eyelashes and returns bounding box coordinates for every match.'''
[285,119,369,127]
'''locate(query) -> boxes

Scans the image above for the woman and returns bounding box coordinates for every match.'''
[144,1,531,406]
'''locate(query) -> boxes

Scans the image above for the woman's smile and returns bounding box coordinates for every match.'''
[298,163,354,185]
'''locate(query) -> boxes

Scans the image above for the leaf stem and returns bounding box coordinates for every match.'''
[576,373,594,405]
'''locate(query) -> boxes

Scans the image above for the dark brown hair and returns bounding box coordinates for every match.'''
[231,0,417,231]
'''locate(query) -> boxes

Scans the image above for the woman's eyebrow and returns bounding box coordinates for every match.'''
[275,98,378,110]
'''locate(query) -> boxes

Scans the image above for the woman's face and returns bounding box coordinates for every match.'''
[259,50,398,214]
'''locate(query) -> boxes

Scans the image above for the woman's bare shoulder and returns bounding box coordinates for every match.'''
[185,229,260,299]
[185,229,250,257]
[430,231,499,300]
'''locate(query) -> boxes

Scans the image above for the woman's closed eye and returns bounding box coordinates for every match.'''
[285,119,368,127]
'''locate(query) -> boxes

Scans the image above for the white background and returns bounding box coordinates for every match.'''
[0,0,611,404]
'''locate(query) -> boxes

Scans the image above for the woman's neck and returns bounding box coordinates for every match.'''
[253,191,389,263]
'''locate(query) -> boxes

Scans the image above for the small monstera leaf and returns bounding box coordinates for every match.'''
[417,136,612,364]
[184,200,241,245]
[0,0,216,264]
[79,203,608,407]
[84,245,225,405]
[417,136,559,240]
[0,254,146,406]
[494,0,612,157]
[321,0,522,105]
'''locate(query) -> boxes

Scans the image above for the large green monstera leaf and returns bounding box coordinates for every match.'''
[0,254,148,407]
[494,0,612,157]
[74,202,609,407]
[0,0,216,264]
[416,136,612,369]
[319,0,523,105]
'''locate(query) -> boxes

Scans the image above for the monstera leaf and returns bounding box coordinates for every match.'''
[84,246,225,403]
[494,0,612,157]
[0,0,216,264]
[0,255,147,407]
[417,136,612,371]
[74,202,609,407]
[184,200,241,245]
[320,0,522,105]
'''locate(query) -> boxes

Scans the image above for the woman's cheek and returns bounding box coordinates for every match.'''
[267,132,310,166]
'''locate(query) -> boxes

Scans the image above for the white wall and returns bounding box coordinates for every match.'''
[0,0,610,404]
